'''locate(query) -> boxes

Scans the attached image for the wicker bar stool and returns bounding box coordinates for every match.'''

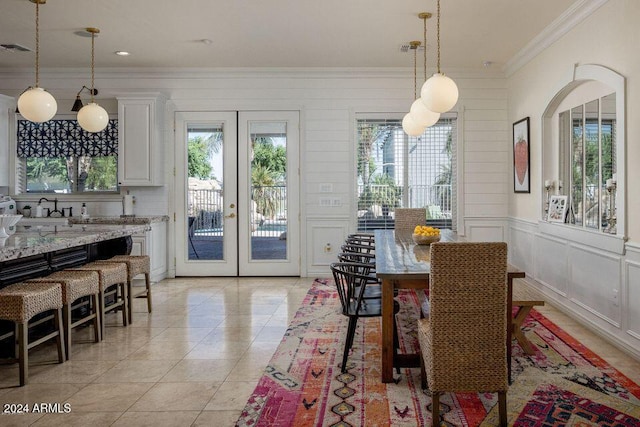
[27,270,101,360]
[0,282,65,386]
[68,262,128,337]
[97,255,151,324]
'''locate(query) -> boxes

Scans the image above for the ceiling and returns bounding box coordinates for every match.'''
[0,0,577,70]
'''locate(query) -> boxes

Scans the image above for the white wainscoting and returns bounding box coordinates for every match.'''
[508,220,536,274]
[509,217,640,359]
[534,232,569,296]
[463,217,508,243]
[306,216,350,277]
[625,243,640,341]
[569,243,621,327]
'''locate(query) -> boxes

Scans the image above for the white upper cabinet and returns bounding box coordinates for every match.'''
[117,94,166,186]
[0,95,14,187]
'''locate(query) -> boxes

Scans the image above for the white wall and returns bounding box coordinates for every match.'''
[0,68,509,277]
[507,0,640,357]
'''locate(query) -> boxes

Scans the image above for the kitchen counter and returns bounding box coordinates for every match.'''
[68,215,169,225]
[69,216,169,283]
[0,223,150,262]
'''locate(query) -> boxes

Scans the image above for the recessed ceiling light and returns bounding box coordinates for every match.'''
[115,51,130,56]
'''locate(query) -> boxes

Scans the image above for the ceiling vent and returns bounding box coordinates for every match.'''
[399,43,426,53]
[0,44,32,52]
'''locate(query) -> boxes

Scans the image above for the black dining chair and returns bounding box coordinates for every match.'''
[337,251,376,268]
[335,257,381,299]
[346,234,375,247]
[341,242,375,255]
[331,262,399,373]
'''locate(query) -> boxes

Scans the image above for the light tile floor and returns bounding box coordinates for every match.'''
[0,277,638,426]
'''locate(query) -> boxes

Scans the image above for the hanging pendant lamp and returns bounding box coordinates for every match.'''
[77,27,108,133]
[410,12,440,128]
[420,0,458,113]
[402,41,425,137]
[17,0,57,123]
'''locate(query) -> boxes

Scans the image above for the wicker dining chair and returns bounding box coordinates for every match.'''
[417,242,509,427]
[394,208,426,232]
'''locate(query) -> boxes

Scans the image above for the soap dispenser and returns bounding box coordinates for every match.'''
[36,202,43,218]
[81,202,89,219]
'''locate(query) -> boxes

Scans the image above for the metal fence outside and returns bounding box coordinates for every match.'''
[188,186,288,239]
[357,184,452,231]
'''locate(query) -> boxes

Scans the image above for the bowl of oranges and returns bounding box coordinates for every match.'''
[412,225,441,245]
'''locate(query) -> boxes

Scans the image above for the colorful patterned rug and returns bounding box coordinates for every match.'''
[236,279,640,426]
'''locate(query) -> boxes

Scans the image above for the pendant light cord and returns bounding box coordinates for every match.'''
[436,0,441,74]
[408,40,420,100]
[90,31,95,103]
[423,15,427,81]
[413,45,417,99]
[35,0,40,88]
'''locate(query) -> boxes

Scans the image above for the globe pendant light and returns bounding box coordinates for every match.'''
[410,12,440,128]
[402,41,425,137]
[420,0,459,113]
[17,0,57,123]
[77,27,108,133]
[410,98,439,127]
[402,112,424,137]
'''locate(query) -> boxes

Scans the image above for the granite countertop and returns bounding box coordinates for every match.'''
[68,215,169,225]
[0,223,150,262]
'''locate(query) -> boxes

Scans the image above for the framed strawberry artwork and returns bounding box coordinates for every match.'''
[513,117,530,193]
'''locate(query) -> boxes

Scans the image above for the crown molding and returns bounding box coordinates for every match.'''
[0,66,505,82]
[504,0,609,77]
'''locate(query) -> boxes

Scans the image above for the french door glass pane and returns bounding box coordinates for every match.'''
[249,121,287,260]
[187,125,224,260]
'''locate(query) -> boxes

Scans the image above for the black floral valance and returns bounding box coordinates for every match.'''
[17,119,118,158]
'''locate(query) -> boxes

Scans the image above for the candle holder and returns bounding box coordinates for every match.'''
[544,180,555,215]
[605,179,617,234]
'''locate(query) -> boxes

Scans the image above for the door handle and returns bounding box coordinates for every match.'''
[224,213,236,219]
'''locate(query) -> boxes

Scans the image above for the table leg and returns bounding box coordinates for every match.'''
[381,278,395,383]
[513,306,537,355]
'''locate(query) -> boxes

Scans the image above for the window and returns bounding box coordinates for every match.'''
[542,64,625,240]
[356,114,456,231]
[559,93,616,232]
[17,119,118,193]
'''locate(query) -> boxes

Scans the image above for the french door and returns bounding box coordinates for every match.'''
[175,111,300,276]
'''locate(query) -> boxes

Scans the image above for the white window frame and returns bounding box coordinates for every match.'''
[541,64,626,253]
[352,112,457,232]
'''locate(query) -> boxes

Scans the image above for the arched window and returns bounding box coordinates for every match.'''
[542,64,625,239]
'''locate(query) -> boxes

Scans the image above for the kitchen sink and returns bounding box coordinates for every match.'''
[19,217,70,226]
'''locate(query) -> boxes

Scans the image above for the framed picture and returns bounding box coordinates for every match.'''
[548,195,568,223]
[513,117,530,193]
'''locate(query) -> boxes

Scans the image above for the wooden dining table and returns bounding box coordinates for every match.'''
[374,229,525,383]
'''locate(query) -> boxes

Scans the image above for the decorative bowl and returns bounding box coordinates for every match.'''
[0,214,23,238]
[412,233,440,245]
